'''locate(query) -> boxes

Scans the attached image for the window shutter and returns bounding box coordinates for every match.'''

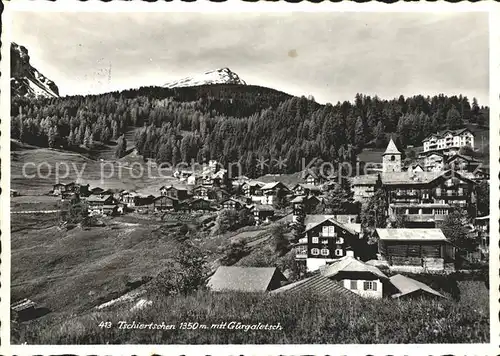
[373,282,377,291]
[350,280,357,290]
[363,281,369,290]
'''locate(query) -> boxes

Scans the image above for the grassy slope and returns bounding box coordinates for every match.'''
[16,280,489,344]
[11,214,178,315]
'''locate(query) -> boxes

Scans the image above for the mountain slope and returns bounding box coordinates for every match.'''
[163,67,246,88]
[11,42,60,99]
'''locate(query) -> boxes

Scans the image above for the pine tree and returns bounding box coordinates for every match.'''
[446,105,463,130]
[83,127,92,148]
[115,134,127,159]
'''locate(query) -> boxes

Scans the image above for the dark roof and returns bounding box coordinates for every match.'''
[304,216,357,235]
[389,274,445,299]
[270,274,358,297]
[207,266,287,292]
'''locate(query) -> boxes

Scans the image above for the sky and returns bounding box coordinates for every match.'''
[11,11,489,105]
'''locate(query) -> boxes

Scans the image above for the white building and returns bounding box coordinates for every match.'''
[422,128,474,155]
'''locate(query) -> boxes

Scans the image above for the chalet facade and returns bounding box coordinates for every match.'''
[302,171,324,186]
[422,128,474,155]
[320,255,390,299]
[446,154,481,173]
[241,181,264,198]
[260,182,290,205]
[160,186,189,201]
[221,198,246,210]
[295,217,360,272]
[475,215,489,256]
[376,228,455,273]
[86,194,118,215]
[292,183,322,197]
[192,185,213,200]
[153,195,178,211]
[252,205,275,225]
[424,152,445,172]
[291,196,322,222]
[53,182,90,197]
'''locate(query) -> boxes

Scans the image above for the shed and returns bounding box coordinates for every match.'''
[207,266,287,292]
[389,274,445,299]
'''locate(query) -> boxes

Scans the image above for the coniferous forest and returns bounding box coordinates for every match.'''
[11,84,489,177]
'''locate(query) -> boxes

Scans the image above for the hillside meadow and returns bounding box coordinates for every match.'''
[14,280,489,344]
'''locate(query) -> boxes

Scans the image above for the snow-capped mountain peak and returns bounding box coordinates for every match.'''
[163,67,246,88]
[11,42,60,99]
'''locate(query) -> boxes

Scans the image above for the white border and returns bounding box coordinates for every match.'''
[1,1,498,355]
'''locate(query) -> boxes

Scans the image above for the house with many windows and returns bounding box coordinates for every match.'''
[294,216,360,272]
[260,181,290,205]
[159,185,189,201]
[422,128,474,156]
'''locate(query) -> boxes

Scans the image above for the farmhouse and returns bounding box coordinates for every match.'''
[389,274,445,299]
[292,183,322,197]
[376,228,455,273]
[423,152,445,172]
[185,198,214,212]
[153,195,178,211]
[191,185,213,200]
[302,171,325,186]
[241,181,265,198]
[446,154,481,173]
[220,197,246,210]
[291,195,322,222]
[260,181,290,205]
[207,266,287,292]
[296,216,360,272]
[159,186,189,201]
[86,194,118,215]
[252,205,275,225]
[320,256,390,299]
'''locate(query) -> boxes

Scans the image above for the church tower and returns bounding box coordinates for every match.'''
[382,138,402,173]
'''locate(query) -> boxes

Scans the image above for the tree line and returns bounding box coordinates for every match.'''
[11,84,489,177]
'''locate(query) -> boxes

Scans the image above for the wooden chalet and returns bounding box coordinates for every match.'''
[86,194,118,215]
[376,228,455,272]
[292,183,322,197]
[446,154,481,173]
[159,185,189,201]
[252,205,275,225]
[297,217,360,272]
[221,198,246,210]
[260,181,290,205]
[153,195,178,211]
[191,185,214,200]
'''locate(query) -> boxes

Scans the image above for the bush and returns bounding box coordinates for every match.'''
[220,240,250,266]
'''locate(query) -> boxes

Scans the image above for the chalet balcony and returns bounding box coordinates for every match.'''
[318,232,337,238]
[404,214,449,222]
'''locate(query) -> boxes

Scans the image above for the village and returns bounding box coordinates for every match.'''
[34,126,489,303]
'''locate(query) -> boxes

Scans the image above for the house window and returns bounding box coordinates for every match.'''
[391,155,395,161]
[335,248,343,257]
[311,248,320,256]
[363,281,377,291]
[320,248,329,256]
[350,280,357,290]
[312,236,319,244]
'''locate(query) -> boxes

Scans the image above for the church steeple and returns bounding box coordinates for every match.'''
[382,137,402,173]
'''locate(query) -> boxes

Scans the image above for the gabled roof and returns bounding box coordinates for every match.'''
[389,274,445,299]
[304,217,357,236]
[86,194,113,203]
[446,154,480,163]
[384,138,401,155]
[320,256,388,280]
[261,181,288,190]
[221,197,246,206]
[376,228,447,241]
[270,274,358,297]
[253,204,275,212]
[293,183,322,191]
[207,266,287,292]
